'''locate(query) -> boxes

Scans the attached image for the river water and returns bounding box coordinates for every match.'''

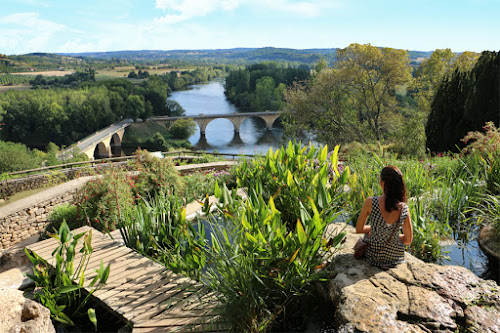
[169,80,285,155]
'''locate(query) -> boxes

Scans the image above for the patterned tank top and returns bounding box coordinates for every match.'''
[363,196,408,267]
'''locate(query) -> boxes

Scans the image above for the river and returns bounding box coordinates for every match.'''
[169,80,285,155]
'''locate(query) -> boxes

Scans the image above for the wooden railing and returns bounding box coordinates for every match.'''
[2,150,255,180]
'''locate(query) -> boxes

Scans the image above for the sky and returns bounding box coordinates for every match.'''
[0,0,499,55]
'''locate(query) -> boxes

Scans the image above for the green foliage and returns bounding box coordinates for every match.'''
[203,184,346,332]
[129,149,184,197]
[118,193,207,279]
[48,204,79,231]
[407,197,446,262]
[462,122,500,194]
[474,194,500,236]
[26,222,110,330]
[225,63,310,111]
[0,78,172,147]
[74,169,134,232]
[169,118,197,140]
[426,51,499,152]
[182,172,217,203]
[283,43,413,145]
[235,141,350,229]
[0,141,44,173]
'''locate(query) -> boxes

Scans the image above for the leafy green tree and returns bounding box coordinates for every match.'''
[0,141,42,173]
[169,118,196,140]
[125,95,145,121]
[165,100,186,116]
[252,76,275,111]
[335,43,413,140]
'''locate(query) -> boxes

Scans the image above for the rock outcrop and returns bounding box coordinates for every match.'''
[0,288,55,333]
[322,223,500,333]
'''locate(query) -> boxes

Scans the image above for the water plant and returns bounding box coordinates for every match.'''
[202,184,346,332]
[26,221,110,330]
[235,141,350,230]
[118,192,207,279]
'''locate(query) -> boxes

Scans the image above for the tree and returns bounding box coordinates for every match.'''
[125,95,145,121]
[284,43,413,144]
[413,49,479,114]
[335,43,412,140]
[253,76,276,111]
[165,100,186,116]
[169,118,196,139]
[426,51,499,152]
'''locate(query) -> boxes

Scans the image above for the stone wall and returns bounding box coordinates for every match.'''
[0,173,70,200]
[0,191,74,249]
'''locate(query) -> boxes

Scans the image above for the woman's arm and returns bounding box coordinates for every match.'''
[356,197,372,234]
[399,211,413,245]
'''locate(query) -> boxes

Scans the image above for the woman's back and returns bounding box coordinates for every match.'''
[363,196,407,267]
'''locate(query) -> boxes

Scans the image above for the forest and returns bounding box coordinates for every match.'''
[224,62,310,111]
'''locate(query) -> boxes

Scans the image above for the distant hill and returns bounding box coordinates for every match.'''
[61,47,433,65]
[1,47,435,73]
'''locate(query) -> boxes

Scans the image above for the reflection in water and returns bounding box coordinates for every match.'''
[170,80,285,155]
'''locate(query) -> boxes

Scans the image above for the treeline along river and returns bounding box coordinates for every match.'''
[169,80,284,154]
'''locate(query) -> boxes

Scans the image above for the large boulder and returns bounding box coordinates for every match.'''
[0,288,55,333]
[322,223,500,333]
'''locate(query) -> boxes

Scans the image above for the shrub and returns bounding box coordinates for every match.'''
[74,169,134,232]
[182,172,217,203]
[129,149,184,197]
[169,118,196,139]
[0,141,43,173]
[48,204,78,231]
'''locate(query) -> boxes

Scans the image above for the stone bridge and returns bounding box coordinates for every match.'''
[148,111,281,135]
[61,118,133,160]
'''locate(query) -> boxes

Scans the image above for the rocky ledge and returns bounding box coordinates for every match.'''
[322,223,500,333]
[479,224,500,265]
[0,287,55,333]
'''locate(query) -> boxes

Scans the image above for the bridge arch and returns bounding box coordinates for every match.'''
[94,142,111,159]
[110,133,122,156]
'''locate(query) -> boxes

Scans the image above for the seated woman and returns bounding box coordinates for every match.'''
[356,166,413,268]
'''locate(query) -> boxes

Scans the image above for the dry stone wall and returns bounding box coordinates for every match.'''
[0,191,74,249]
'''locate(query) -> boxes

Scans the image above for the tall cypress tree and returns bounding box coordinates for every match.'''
[426,51,499,152]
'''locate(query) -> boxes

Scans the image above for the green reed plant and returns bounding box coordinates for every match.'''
[118,192,207,279]
[202,184,346,332]
[26,221,110,330]
[235,141,349,230]
[407,197,448,262]
[346,154,383,222]
[472,194,500,235]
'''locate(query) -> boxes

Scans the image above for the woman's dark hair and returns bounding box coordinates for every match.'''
[380,166,407,212]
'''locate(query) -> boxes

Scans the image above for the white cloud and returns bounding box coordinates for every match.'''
[154,0,241,24]
[154,0,334,24]
[0,13,78,54]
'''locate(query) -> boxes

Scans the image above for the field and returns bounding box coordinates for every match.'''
[95,66,188,79]
[0,85,31,93]
[10,70,74,76]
